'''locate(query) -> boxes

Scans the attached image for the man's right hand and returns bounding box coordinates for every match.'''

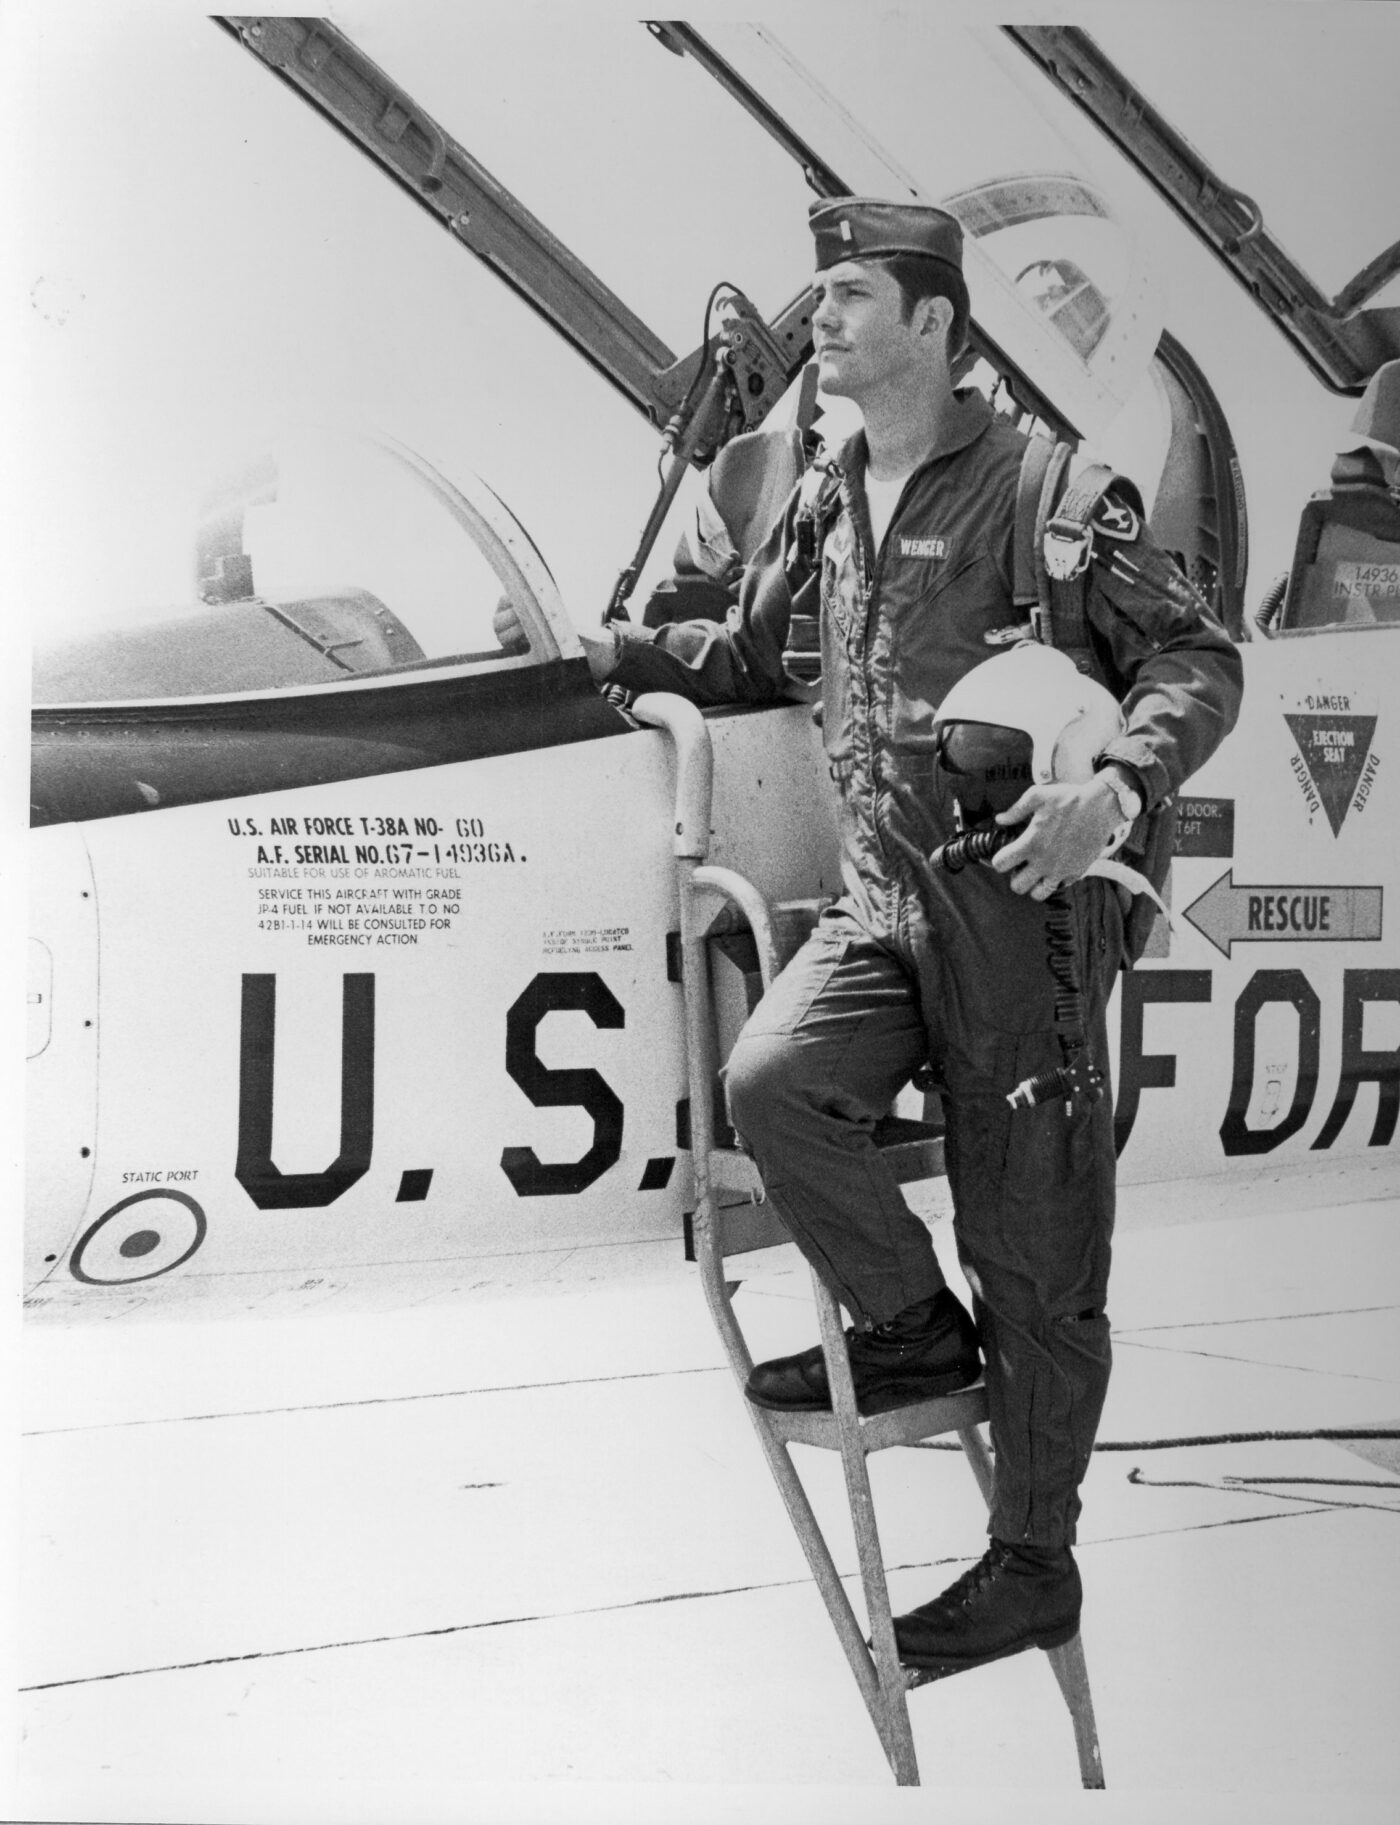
[492,596,531,655]
[578,626,622,683]
[493,594,620,683]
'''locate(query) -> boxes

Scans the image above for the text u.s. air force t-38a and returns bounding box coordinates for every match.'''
[23,13,1400,1320]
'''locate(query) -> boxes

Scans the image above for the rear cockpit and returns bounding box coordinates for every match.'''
[31,427,576,708]
[1265,361,1400,636]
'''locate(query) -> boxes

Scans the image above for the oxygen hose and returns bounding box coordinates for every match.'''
[927,825,1012,873]
[1004,888,1105,1111]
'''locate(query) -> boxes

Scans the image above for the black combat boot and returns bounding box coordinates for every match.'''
[892,1539,1082,1674]
[744,1287,981,1416]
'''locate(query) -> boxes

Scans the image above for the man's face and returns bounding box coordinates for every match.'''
[811,257,930,401]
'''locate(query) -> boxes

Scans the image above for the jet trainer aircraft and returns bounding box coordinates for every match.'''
[23,11,1400,1320]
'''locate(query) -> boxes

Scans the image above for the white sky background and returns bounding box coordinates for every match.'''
[2,4,1398,1822]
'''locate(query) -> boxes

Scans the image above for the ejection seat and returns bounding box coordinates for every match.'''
[631,689,1104,1789]
[1256,357,1400,637]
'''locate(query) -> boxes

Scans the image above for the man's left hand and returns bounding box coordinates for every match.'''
[990,777,1126,900]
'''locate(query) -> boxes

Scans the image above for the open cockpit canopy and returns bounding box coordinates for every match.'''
[27,9,1399,695]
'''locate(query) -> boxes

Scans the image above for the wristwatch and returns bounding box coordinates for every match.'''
[1095,763,1144,824]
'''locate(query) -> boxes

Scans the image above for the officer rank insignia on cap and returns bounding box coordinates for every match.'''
[809,198,964,274]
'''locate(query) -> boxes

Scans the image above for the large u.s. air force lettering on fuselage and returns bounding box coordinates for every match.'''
[25,623,1399,1318]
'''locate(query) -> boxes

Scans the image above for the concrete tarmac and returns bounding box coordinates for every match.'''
[13,1156,1400,1825]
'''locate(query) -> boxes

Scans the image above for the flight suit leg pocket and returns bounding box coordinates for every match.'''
[944,1022,1110,1267]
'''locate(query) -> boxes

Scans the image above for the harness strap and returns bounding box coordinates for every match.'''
[782,453,843,685]
[1032,441,1074,645]
[1048,460,1137,657]
[1014,437,1145,663]
[1012,433,1058,610]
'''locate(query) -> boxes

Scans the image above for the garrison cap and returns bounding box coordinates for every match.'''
[809,197,964,274]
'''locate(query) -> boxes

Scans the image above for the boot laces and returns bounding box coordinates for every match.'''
[948,1543,1009,1613]
[847,1317,920,1363]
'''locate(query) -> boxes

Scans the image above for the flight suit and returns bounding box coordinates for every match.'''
[610,389,1243,1547]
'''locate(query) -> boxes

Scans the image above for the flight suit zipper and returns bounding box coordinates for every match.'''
[858,464,931,929]
[839,473,894,921]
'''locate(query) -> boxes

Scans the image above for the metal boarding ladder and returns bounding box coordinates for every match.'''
[633,692,1105,1790]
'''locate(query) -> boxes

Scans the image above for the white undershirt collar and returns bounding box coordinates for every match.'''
[864,467,914,554]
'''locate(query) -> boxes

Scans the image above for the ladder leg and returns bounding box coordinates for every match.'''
[701,1220,916,1779]
[742,1409,887,1714]
[812,1273,920,1784]
[1045,1632,1105,1789]
[959,1416,1105,1785]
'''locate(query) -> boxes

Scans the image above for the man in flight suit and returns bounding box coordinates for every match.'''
[556,200,1242,1673]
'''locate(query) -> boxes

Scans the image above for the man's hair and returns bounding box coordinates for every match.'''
[876,252,971,360]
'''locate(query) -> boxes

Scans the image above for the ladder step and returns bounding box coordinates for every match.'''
[704,1115,946,1230]
[705,1197,792,1256]
[870,1114,946,1183]
[759,1381,989,1453]
[902,1631,1082,1689]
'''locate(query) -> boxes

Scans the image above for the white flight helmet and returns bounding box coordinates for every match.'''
[932,640,1133,859]
[931,641,1173,917]
[935,640,1123,784]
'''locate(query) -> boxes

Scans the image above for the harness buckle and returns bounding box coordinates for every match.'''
[1043,516,1094,581]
